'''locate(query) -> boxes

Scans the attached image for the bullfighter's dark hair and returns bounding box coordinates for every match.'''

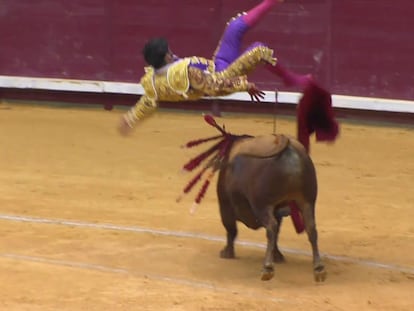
[142,37,169,69]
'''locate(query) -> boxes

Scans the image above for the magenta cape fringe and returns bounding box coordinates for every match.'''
[297,81,339,153]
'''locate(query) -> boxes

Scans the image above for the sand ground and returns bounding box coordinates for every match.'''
[0,101,413,310]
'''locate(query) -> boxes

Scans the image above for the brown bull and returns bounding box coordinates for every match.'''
[216,134,326,282]
[180,115,330,282]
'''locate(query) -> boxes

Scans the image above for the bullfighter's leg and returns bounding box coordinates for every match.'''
[244,0,313,88]
[213,0,311,89]
[217,189,238,259]
[266,61,313,89]
[213,0,282,72]
[244,0,283,28]
[301,202,327,282]
[210,0,281,115]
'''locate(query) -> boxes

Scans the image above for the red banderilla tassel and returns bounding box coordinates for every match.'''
[183,166,207,194]
[181,134,223,148]
[182,139,225,172]
[195,171,215,204]
[204,114,226,135]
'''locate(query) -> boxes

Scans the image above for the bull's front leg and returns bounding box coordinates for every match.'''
[258,208,279,281]
[220,222,237,259]
[261,224,278,280]
[218,195,238,259]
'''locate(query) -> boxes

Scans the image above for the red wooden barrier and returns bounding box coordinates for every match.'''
[0,0,413,101]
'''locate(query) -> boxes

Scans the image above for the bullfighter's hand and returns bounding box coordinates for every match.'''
[118,115,133,136]
[247,83,266,103]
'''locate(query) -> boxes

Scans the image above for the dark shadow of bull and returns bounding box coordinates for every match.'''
[180,115,329,282]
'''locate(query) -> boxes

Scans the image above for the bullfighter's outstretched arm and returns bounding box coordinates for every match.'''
[123,95,158,128]
[187,67,264,102]
[187,66,250,96]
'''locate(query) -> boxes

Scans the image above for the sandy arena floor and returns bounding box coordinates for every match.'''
[0,101,413,310]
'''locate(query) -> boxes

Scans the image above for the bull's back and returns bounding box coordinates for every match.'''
[221,138,317,208]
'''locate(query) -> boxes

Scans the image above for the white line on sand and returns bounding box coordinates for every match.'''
[0,252,287,304]
[0,213,413,275]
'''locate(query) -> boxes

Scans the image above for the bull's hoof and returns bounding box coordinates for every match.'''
[261,266,274,281]
[220,247,235,259]
[313,264,327,282]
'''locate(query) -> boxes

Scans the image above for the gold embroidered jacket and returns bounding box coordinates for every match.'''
[124,46,276,126]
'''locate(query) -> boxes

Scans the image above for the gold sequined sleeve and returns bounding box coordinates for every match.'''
[187,66,249,96]
[123,94,158,127]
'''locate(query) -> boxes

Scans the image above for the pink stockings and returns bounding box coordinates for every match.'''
[242,0,280,27]
[266,62,312,89]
